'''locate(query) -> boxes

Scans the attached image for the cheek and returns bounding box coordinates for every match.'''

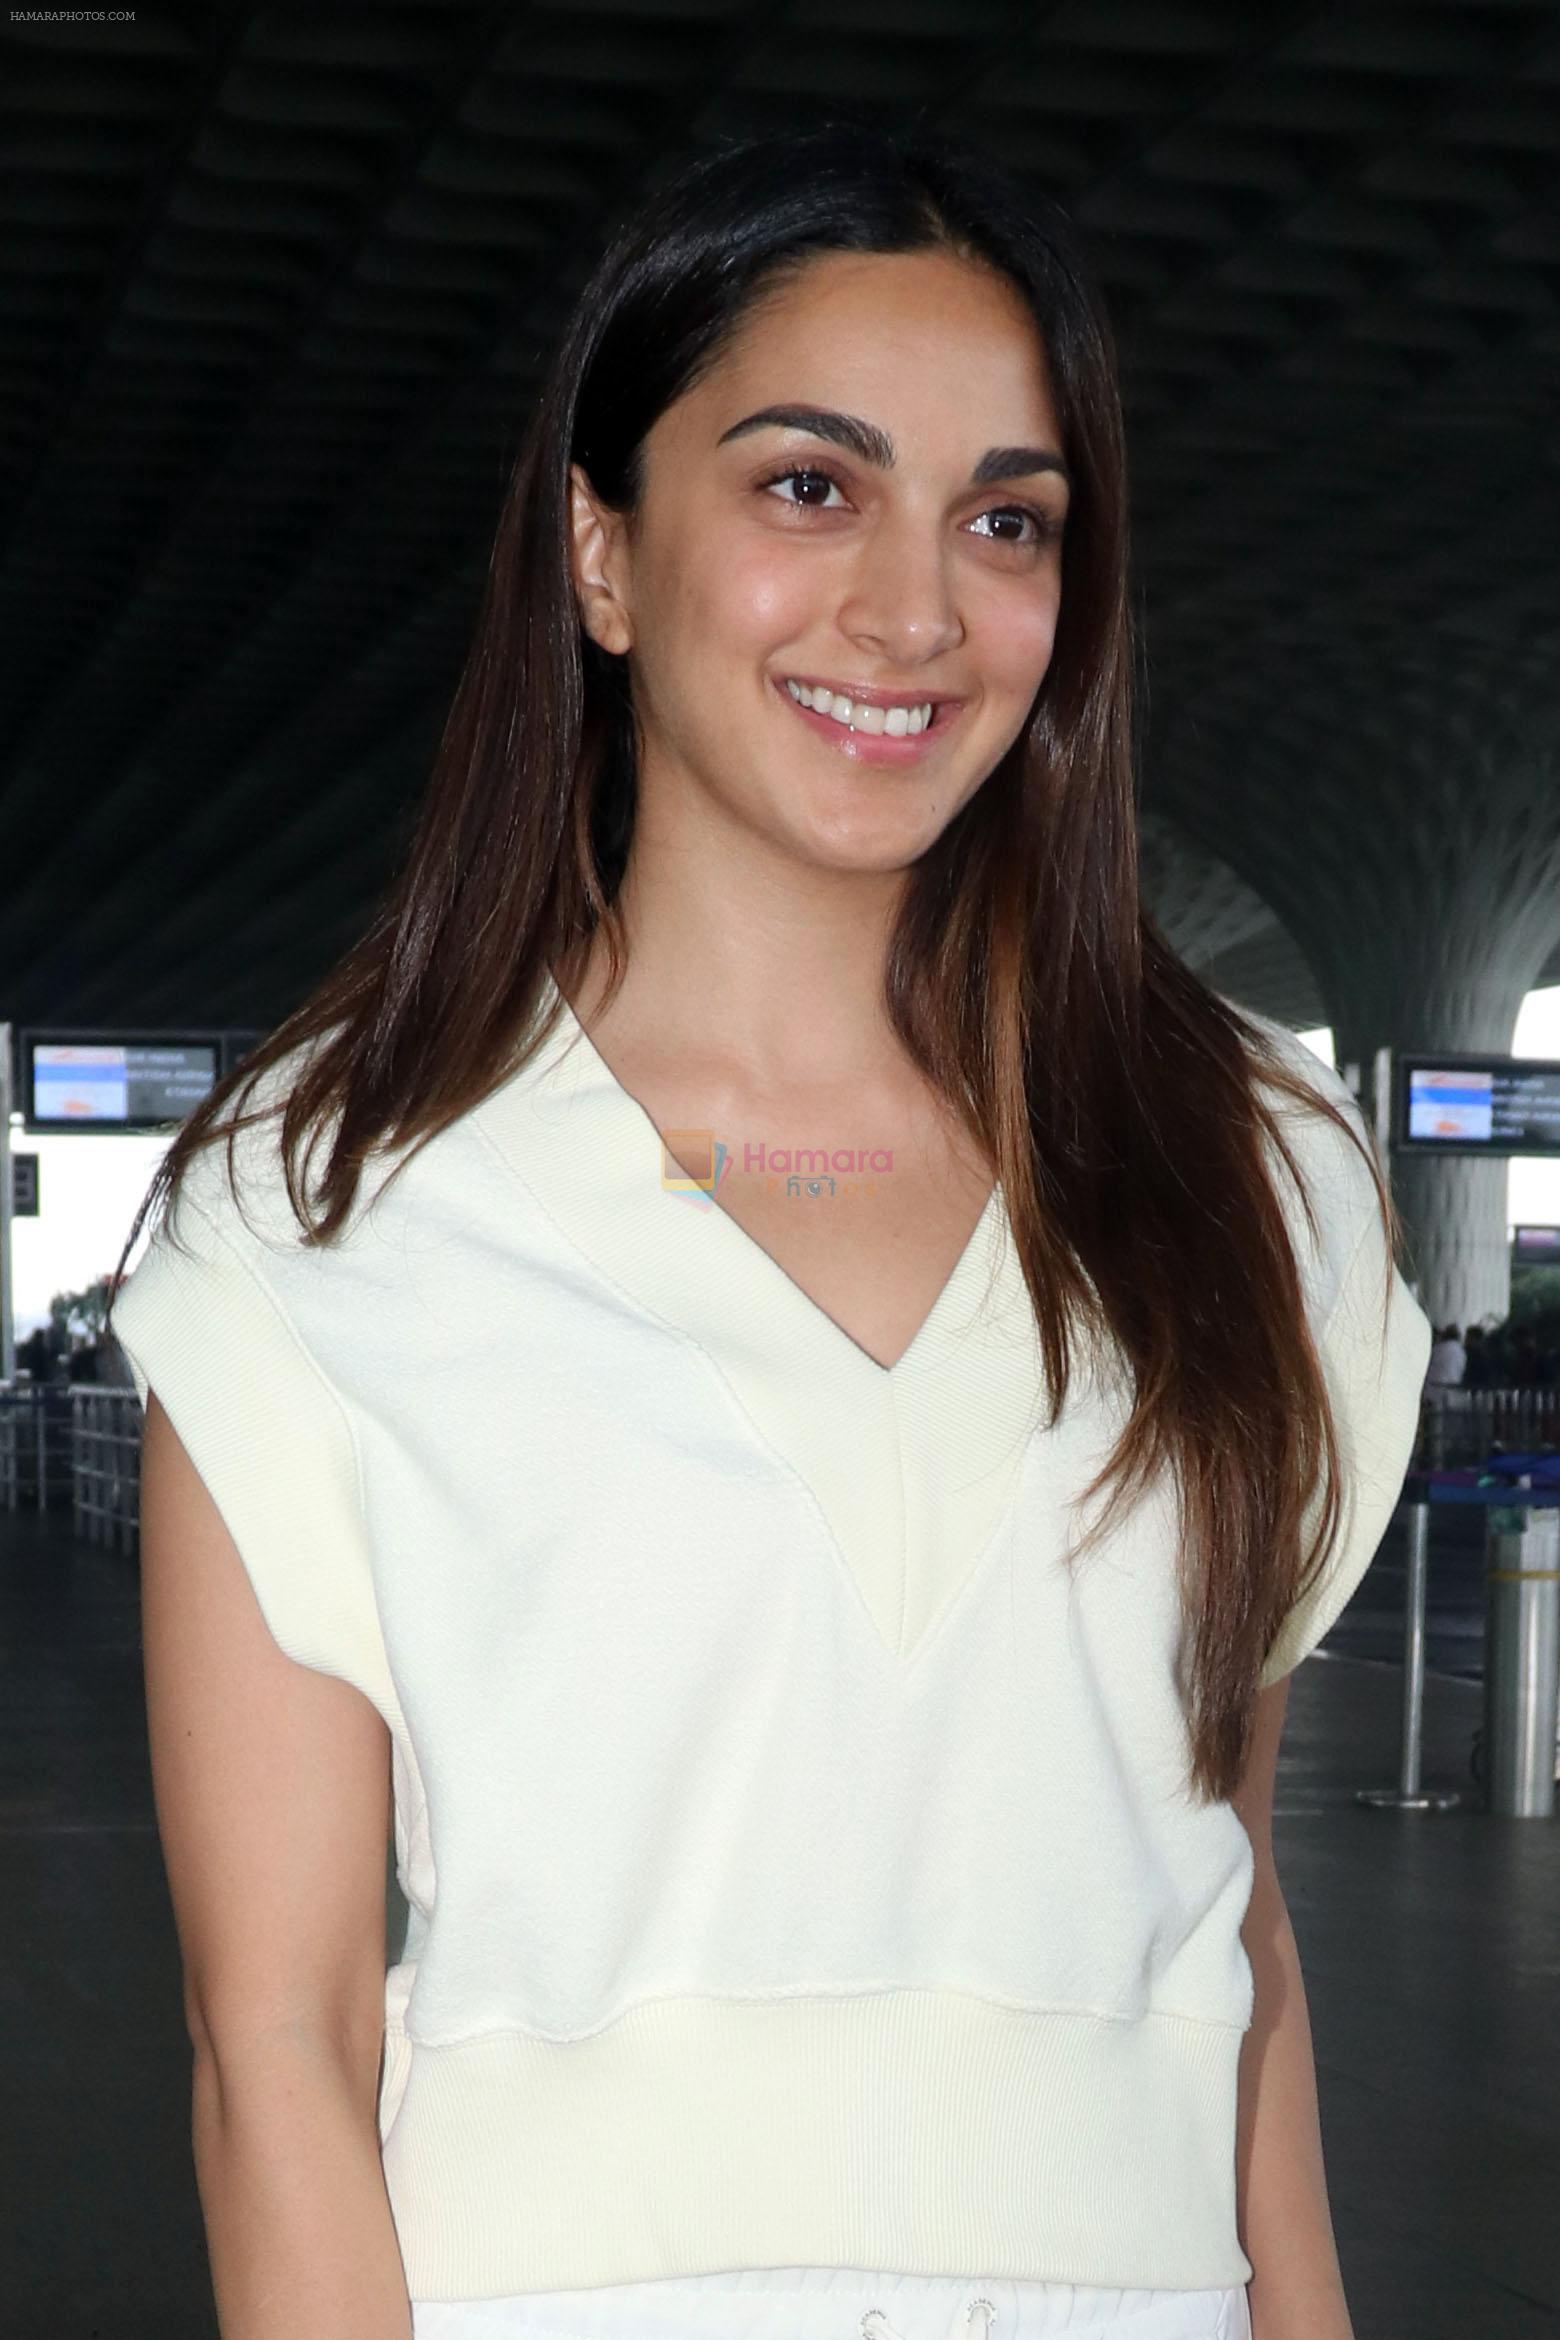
[631,537,817,747]
[706,541,821,648]
[643,520,820,648]
[978,582,1062,702]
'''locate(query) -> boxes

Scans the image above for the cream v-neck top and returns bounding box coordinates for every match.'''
[111,980,1432,2303]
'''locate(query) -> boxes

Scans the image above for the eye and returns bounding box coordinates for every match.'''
[754,465,1066,547]
[758,465,849,511]
[968,504,1066,548]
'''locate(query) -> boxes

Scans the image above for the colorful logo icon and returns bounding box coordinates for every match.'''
[660,1128,732,1208]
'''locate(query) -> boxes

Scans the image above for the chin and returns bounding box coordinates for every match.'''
[781,797,946,877]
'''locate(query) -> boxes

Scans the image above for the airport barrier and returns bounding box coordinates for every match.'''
[0,1381,74,1512]
[1483,1492,1560,1818]
[1421,1384,1560,1467]
[0,1380,142,1534]
[70,1385,142,1555]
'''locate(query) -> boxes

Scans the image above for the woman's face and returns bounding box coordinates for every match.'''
[570,246,1071,876]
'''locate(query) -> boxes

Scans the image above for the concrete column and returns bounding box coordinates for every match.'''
[1152,645,1560,1332]
[1321,942,1529,1331]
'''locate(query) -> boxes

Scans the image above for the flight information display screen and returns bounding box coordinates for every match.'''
[1395,1052,1560,1158]
[23,1036,221,1132]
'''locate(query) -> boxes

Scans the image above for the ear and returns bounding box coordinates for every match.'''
[568,462,633,656]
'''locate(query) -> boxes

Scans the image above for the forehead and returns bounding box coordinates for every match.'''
[675,247,1061,446]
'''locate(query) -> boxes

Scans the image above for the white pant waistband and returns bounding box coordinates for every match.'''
[412,2266,1253,2340]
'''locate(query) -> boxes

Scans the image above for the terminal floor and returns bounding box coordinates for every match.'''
[1,1502,1556,2340]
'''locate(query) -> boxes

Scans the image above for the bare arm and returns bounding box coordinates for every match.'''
[1232,1675,1356,2340]
[139,1389,413,2340]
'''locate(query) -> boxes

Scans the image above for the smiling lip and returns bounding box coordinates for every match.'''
[782,674,964,712]
[772,673,965,764]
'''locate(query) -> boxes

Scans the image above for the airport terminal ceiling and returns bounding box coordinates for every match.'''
[2,0,1559,1041]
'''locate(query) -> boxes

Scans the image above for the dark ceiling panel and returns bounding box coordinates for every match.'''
[0,0,1557,1035]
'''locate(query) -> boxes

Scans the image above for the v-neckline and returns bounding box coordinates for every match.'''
[546,979,1003,1382]
[471,972,1052,1665]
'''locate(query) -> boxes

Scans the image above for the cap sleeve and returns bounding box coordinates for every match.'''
[112,1152,400,1727]
[1251,1038,1434,1690]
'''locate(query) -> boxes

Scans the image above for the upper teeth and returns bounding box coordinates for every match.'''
[785,679,936,736]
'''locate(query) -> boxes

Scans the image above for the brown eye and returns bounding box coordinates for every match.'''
[969,505,1064,547]
[760,466,848,510]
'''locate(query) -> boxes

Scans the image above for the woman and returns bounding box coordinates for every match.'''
[110,126,1431,2340]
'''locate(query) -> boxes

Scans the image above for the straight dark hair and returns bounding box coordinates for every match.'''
[110,123,1403,1807]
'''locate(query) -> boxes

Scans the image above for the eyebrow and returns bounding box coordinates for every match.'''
[715,402,1072,490]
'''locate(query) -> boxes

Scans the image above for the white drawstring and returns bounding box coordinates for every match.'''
[861,2291,997,2340]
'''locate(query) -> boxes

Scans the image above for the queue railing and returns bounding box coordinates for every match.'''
[70,1385,143,1554]
[0,1380,73,1512]
[1421,1383,1560,1466]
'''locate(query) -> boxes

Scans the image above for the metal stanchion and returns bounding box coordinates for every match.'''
[1484,1485,1560,1819]
[1357,1492,1462,1813]
[71,1392,85,1541]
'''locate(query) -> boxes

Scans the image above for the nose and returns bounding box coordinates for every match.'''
[836,506,965,668]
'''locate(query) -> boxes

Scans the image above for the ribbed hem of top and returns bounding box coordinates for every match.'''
[378,1990,1253,2300]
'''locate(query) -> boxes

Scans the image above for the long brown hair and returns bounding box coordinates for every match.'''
[110,123,1406,1805]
